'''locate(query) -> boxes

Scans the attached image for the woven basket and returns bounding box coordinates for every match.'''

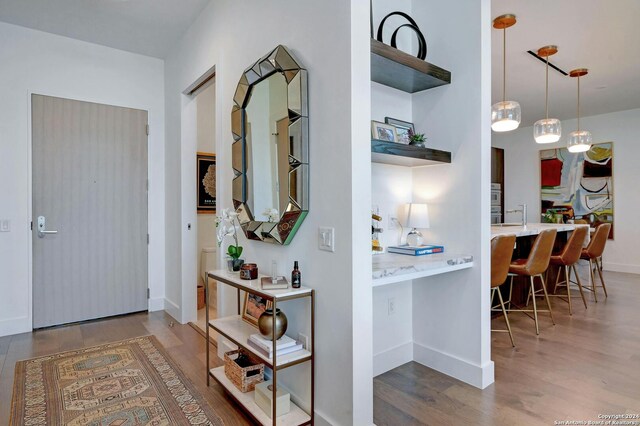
[224,349,264,393]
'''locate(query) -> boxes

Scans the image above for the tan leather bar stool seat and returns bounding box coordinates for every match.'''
[491,234,517,347]
[507,229,557,335]
[579,223,611,302]
[547,226,589,315]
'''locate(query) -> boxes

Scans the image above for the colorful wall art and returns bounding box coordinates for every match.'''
[540,142,613,238]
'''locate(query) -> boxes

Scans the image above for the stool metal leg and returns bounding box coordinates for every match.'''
[539,274,555,325]
[572,264,588,309]
[530,276,540,335]
[496,288,515,347]
[564,266,572,315]
[596,257,608,298]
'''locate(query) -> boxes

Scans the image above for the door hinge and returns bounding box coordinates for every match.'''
[147,234,149,244]
[30,221,33,230]
[147,288,150,299]
[145,124,150,136]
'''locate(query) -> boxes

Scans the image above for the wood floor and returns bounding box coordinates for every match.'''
[2,270,638,425]
[0,311,252,425]
[374,270,640,425]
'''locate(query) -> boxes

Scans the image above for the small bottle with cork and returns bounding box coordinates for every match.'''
[291,261,301,288]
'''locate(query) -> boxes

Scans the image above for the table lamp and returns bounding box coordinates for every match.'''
[404,203,430,246]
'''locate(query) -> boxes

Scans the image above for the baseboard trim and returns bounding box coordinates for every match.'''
[603,262,640,274]
[0,315,31,337]
[148,297,165,312]
[373,341,413,377]
[413,342,494,389]
[164,298,180,322]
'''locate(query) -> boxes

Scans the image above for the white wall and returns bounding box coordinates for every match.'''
[493,108,640,274]
[163,1,372,424]
[0,22,165,337]
[196,83,217,286]
[409,0,494,389]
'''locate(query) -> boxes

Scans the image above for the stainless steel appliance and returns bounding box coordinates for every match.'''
[491,183,502,224]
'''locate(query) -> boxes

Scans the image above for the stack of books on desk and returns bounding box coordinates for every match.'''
[387,244,445,256]
[248,334,304,359]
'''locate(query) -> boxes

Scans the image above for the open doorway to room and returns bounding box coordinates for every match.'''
[191,78,218,334]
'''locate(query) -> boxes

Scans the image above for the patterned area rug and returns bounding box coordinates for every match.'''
[10,335,223,425]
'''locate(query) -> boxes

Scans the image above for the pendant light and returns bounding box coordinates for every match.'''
[567,68,592,153]
[491,14,521,132]
[533,45,562,143]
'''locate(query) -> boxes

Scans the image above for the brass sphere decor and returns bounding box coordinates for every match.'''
[258,308,288,340]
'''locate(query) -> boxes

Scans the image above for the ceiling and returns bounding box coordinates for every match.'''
[492,0,640,127]
[0,0,211,58]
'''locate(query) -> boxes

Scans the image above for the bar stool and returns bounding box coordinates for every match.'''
[508,229,557,335]
[546,226,589,315]
[580,223,611,302]
[491,234,517,347]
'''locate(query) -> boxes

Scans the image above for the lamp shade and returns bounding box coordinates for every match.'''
[491,101,521,132]
[534,118,562,143]
[567,130,592,153]
[405,203,430,229]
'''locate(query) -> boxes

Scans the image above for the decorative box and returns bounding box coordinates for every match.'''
[254,380,291,418]
[223,349,264,393]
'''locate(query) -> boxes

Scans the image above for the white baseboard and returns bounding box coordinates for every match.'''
[164,298,180,322]
[0,315,31,337]
[373,341,413,377]
[603,262,640,274]
[148,297,164,312]
[413,342,494,389]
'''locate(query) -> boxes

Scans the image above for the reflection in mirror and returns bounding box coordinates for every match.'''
[245,73,289,222]
[231,45,308,245]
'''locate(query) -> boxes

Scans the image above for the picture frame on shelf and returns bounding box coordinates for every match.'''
[197,152,216,214]
[385,117,415,145]
[242,293,273,327]
[371,121,397,142]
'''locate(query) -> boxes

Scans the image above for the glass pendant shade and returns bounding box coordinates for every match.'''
[491,100,521,132]
[567,130,592,153]
[534,118,562,143]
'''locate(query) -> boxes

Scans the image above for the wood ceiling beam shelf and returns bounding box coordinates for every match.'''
[370,39,451,93]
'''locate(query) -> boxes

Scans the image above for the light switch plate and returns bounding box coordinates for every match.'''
[318,227,335,252]
[0,220,9,232]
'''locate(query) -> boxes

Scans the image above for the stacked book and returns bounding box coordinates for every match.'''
[248,334,304,359]
[387,244,444,256]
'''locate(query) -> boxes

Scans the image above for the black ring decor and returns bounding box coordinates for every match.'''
[376,11,428,60]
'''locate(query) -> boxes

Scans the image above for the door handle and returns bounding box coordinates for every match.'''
[37,216,58,238]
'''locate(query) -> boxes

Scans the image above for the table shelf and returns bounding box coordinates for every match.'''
[210,366,311,426]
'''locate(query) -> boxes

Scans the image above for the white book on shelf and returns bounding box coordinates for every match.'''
[247,340,304,359]
[249,334,298,352]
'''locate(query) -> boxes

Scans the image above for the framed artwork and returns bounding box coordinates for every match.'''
[385,117,415,145]
[197,152,216,214]
[242,293,273,327]
[540,142,614,239]
[371,121,397,142]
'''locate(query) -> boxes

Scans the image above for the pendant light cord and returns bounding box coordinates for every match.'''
[577,76,581,131]
[545,56,549,120]
[502,27,506,103]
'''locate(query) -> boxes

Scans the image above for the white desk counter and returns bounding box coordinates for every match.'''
[372,252,474,287]
[491,223,587,238]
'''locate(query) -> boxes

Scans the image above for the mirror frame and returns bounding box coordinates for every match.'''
[231,45,309,245]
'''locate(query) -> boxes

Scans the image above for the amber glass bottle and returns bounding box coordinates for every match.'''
[291,261,301,288]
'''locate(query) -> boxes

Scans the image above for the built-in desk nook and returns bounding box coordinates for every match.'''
[373,253,474,286]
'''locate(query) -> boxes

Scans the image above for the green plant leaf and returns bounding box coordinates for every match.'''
[227,245,243,260]
[236,246,243,258]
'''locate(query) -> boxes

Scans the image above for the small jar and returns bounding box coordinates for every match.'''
[239,263,258,280]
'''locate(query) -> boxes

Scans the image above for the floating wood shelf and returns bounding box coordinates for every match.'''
[371,139,451,167]
[371,39,451,93]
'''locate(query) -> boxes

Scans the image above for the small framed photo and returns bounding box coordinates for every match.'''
[197,152,216,214]
[242,293,273,327]
[385,117,415,145]
[371,121,397,142]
